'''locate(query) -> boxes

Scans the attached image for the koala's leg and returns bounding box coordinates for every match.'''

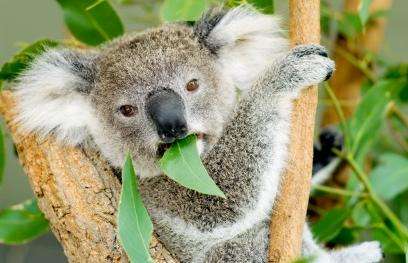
[202,221,269,263]
[302,224,383,263]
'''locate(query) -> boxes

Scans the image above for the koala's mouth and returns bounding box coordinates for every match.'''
[156,133,206,158]
[156,143,172,158]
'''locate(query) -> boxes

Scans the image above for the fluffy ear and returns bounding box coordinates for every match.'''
[14,49,98,145]
[194,5,288,91]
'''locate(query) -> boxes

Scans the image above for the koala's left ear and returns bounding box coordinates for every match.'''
[14,49,98,145]
[194,5,288,91]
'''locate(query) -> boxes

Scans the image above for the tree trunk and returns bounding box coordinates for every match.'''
[268,1,320,262]
[0,91,177,263]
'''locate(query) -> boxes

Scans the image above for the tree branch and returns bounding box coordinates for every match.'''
[268,1,320,262]
[0,91,177,263]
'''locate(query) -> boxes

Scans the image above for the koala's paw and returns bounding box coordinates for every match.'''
[280,44,335,91]
[328,241,383,263]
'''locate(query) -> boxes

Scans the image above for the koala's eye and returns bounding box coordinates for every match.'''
[186,79,199,92]
[119,105,137,117]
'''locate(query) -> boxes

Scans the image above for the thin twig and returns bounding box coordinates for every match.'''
[313,184,368,198]
[324,83,352,150]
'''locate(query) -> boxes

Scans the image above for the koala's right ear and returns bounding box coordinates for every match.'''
[14,49,98,145]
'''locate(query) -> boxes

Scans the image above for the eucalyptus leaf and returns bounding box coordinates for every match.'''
[358,0,372,27]
[370,153,408,200]
[159,134,226,198]
[312,208,350,243]
[0,39,59,81]
[337,12,363,39]
[248,0,274,14]
[352,201,371,227]
[0,199,49,244]
[0,127,5,184]
[161,0,207,22]
[329,228,357,245]
[349,80,402,157]
[118,154,153,263]
[392,192,408,227]
[56,0,124,46]
[372,226,405,254]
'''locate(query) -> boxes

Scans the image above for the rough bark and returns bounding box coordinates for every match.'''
[268,1,320,262]
[0,91,177,263]
[322,0,393,124]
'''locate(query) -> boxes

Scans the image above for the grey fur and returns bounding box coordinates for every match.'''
[15,6,382,263]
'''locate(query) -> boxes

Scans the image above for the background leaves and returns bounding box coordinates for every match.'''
[312,207,351,243]
[55,0,124,46]
[161,0,208,22]
[0,39,59,82]
[370,153,408,200]
[0,199,49,245]
[358,0,373,27]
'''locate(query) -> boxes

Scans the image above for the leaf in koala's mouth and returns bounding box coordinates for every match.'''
[159,134,226,198]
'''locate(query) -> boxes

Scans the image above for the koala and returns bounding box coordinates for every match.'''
[14,5,382,263]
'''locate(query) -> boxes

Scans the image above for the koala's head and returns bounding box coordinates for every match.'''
[15,6,287,177]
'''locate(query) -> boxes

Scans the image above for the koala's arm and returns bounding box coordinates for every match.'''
[203,45,334,219]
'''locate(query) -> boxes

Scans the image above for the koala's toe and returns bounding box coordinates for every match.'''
[329,241,383,263]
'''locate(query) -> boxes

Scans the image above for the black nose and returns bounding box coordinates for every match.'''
[146,89,188,143]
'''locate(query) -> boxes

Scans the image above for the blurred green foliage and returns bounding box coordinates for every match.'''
[0,199,49,244]
[56,0,124,45]
[0,39,59,82]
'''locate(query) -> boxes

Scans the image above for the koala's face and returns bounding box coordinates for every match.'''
[16,6,287,177]
[89,25,236,176]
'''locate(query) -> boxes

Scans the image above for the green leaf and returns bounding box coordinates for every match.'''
[312,208,351,242]
[352,201,371,227]
[338,12,363,39]
[0,199,49,244]
[118,154,153,263]
[349,80,402,157]
[159,134,226,198]
[370,153,408,200]
[372,226,405,254]
[330,228,357,245]
[392,192,408,227]
[248,0,274,14]
[56,0,124,46]
[382,63,408,102]
[0,127,5,184]
[161,0,207,22]
[0,39,59,82]
[358,0,372,27]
